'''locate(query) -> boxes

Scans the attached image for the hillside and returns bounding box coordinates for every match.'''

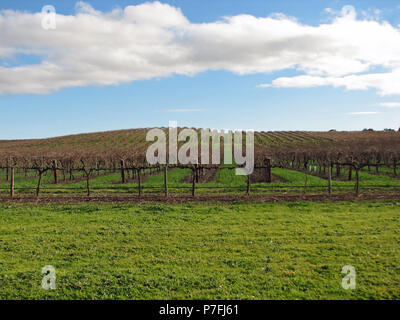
[1,128,399,154]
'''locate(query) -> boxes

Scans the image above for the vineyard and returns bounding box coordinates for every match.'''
[1,129,400,200]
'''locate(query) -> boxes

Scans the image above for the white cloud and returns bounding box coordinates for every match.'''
[164,109,205,112]
[75,1,101,15]
[1,2,400,95]
[262,69,400,95]
[347,111,381,115]
[380,102,400,108]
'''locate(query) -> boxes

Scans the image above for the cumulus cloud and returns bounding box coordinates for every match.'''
[1,2,400,95]
[347,112,381,115]
[164,109,205,112]
[380,102,400,108]
[264,69,400,95]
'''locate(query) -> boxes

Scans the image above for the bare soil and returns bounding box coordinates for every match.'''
[181,168,218,183]
[1,192,399,204]
[249,168,286,183]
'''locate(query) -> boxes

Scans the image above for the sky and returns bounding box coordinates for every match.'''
[1,0,400,139]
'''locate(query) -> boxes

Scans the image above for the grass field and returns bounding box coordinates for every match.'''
[1,200,399,299]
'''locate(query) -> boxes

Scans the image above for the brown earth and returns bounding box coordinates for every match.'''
[181,168,217,183]
[1,192,399,204]
[249,168,286,183]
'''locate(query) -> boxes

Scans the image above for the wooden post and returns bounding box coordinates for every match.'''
[53,160,58,184]
[328,162,332,195]
[348,165,352,181]
[336,164,341,177]
[36,171,43,197]
[265,158,272,183]
[192,169,196,197]
[195,166,199,183]
[10,166,14,197]
[138,169,142,196]
[120,160,126,183]
[355,168,360,196]
[394,160,397,176]
[164,166,168,197]
[246,174,250,195]
[86,172,91,197]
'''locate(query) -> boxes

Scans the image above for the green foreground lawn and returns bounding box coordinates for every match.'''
[0,200,399,299]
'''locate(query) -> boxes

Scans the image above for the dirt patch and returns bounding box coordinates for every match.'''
[2,192,399,204]
[250,168,286,183]
[181,168,218,183]
[180,167,286,184]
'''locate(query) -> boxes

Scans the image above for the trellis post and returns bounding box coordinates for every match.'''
[120,160,126,183]
[6,159,9,182]
[10,165,14,197]
[138,168,142,196]
[53,160,58,184]
[164,166,168,197]
[36,171,43,197]
[265,158,272,183]
[86,172,91,197]
[355,168,360,196]
[192,168,196,197]
[246,174,250,195]
[328,162,332,195]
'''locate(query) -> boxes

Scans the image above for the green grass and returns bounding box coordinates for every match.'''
[210,166,246,186]
[0,200,399,299]
[142,168,191,187]
[270,167,400,191]
[330,167,400,187]
[0,169,37,181]
[271,168,326,186]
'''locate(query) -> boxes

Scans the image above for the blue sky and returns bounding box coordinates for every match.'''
[1,0,400,139]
